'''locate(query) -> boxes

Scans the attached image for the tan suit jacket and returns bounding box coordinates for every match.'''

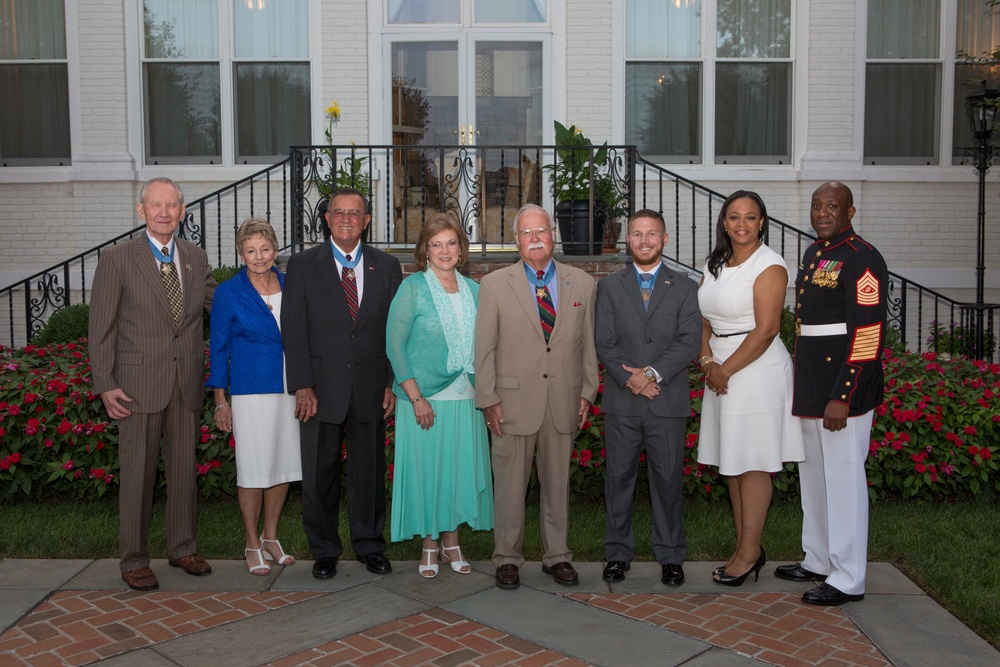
[90,236,214,412]
[475,260,599,434]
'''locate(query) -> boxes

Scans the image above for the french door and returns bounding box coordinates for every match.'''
[385,34,551,245]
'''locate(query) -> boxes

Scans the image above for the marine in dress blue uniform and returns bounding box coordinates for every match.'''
[777,182,888,606]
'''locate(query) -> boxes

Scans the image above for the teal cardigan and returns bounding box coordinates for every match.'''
[386,272,478,400]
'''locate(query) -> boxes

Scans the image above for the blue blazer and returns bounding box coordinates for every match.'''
[207,266,286,395]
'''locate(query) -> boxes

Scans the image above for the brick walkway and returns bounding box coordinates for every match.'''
[0,589,893,667]
[563,592,891,667]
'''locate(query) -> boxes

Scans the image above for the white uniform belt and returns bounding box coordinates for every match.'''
[799,323,848,336]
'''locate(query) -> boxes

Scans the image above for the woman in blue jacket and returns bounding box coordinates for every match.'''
[208,218,301,575]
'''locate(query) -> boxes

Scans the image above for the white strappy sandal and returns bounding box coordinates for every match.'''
[260,536,295,565]
[419,548,439,578]
[440,545,471,574]
[245,547,270,576]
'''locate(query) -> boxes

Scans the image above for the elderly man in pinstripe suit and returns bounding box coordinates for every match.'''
[90,177,217,591]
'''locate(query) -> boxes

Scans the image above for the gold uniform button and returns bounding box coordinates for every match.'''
[816,250,823,256]
[825,356,832,362]
[799,289,804,294]
[809,264,815,269]
[850,369,856,374]
[824,242,830,247]
[841,394,847,399]
[804,275,810,281]
[796,317,802,323]
[846,382,851,386]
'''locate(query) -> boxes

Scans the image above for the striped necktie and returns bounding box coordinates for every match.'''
[160,247,183,325]
[342,255,359,319]
[535,270,555,342]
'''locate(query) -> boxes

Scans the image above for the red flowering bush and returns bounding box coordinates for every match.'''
[0,341,235,502]
[867,349,1000,500]
[2,341,997,504]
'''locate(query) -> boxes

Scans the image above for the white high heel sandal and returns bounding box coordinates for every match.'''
[440,545,471,574]
[260,536,295,565]
[419,548,439,578]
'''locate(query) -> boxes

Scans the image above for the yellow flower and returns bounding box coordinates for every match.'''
[325,101,341,121]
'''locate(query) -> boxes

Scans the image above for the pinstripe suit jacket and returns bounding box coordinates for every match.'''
[474,260,600,435]
[89,235,216,413]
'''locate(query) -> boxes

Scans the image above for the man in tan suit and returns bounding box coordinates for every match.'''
[90,177,217,591]
[475,204,599,590]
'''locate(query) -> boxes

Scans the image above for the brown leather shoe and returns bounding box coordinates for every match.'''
[542,561,579,586]
[122,566,159,591]
[495,564,520,589]
[168,554,212,576]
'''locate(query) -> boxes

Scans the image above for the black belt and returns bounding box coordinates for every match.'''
[713,330,751,338]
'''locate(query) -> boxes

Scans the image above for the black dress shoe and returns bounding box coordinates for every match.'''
[357,552,392,574]
[774,563,826,582]
[602,561,630,582]
[802,582,864,606]
[542,561,579,586]
[312,556,338,579]
[661,563,684,586]
[495,564,520,589]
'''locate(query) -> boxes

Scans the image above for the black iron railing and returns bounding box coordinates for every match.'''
[633,156,1000,361]
[1,145,996,361]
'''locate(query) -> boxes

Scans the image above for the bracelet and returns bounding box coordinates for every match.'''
[214,403,229,411]
[699,356,718,366]
[409,395,423,404]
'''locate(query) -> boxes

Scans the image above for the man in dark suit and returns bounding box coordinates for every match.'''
[475,204,600,590]
[90,177,217,591]
[594,209,701,586]
[281,187,402,579]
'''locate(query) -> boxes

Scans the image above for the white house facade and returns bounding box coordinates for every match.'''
[2,0,999,305]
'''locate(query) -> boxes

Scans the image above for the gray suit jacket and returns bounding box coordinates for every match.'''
[281,242,402,424]
[595,262,701,418]
[89,235,216,413]
[474,260,599,435]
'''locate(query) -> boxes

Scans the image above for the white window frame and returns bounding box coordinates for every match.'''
[127,0,321,176]
[614,0,797,174]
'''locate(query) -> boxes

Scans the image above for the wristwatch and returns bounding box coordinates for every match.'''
[643,366,656,382]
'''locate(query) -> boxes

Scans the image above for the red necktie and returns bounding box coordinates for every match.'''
[342,255,359,320]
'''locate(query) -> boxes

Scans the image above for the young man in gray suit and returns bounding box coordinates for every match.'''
[281,188,402,579]
[90,177,217,591]
[594,209,701,586]
[475,204,600,590]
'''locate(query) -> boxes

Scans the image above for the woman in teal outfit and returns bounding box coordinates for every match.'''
[386,213,494,578]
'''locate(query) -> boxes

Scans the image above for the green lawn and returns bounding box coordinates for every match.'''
[1,494,997,649]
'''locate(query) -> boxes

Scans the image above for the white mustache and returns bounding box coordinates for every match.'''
[527,243,547,251]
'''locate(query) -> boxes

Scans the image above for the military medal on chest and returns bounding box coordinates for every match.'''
[812,259,843,288]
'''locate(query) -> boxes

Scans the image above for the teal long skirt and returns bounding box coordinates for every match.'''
[390,397,495,541]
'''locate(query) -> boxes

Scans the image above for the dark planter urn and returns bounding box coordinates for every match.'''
[555,200,606,255]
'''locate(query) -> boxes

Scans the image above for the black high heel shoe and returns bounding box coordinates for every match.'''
[714,547,766,587]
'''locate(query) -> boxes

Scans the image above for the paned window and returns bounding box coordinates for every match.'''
[624,0,791,165]
[953,0,1000,163]
[0,0,70,166]
[142,0,310,165]
[864,0,941,164]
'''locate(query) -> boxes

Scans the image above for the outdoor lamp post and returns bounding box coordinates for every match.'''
[964,82,1000,359]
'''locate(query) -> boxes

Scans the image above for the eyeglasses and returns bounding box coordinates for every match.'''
[516,226,553,239]
[428,239,460,250]
[330,208,364,220]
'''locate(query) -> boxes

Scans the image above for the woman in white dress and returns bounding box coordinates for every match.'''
[208,218,302,575]
[696,191,804,586]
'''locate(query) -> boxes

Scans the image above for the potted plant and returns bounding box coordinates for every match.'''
[548,121,616,255]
